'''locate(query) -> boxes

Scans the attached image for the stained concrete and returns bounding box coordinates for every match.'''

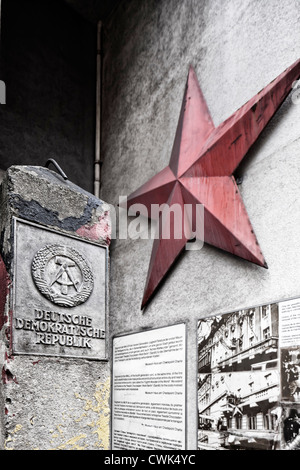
[100,0,300,449]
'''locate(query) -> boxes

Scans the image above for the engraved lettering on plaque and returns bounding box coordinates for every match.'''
[13,219,107,359]
[31,245,94,308]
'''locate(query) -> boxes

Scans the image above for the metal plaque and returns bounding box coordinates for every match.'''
[12,218,108,360]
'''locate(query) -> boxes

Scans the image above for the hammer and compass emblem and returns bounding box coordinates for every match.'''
[50,257,80,295]
[32,244,94,307]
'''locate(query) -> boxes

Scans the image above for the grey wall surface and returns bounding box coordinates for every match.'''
[100,0,300,449]
[0,0,96,193]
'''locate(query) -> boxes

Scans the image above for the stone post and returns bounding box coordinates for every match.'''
[0,165,111,450]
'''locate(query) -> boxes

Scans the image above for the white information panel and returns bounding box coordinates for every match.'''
[279,297,300,347]
[112,323,186,450]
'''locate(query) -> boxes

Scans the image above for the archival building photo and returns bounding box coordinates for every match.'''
[1,0,300,453]
[198,298,300,450]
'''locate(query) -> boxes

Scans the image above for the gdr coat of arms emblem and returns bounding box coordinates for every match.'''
[31,244,94,307]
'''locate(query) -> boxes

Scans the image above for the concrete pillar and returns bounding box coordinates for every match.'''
[0,165,111,450]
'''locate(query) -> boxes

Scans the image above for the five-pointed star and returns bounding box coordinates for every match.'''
[124,59,300,309]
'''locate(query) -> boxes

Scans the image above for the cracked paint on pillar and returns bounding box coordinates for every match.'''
[74,378,110,450]
[0,255,10,332]
[76,212,111,246]
[50,433,88,451]
[4,424,23,450]
[48,378,110,450]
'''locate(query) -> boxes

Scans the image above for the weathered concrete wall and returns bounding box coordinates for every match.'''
[0,166,111,450]
[101,0,300,449]
[0,0,96,193]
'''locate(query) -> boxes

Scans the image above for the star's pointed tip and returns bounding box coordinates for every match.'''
[141,290,153,310]
[188,64,196,77]
[257,257,268,269]
[141,292,148,310]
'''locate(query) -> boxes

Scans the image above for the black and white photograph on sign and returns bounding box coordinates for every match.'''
[197,302,282,450]
[281,405,300,450]
[112,324,186,450]
[198,304,279,374]
[281,347,300,403]
[197,370,281,450]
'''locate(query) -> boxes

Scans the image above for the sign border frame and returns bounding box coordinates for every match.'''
[11,216,109,361]
[111,322,188,451]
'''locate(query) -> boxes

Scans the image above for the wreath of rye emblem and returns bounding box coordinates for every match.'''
[31,244,94,307]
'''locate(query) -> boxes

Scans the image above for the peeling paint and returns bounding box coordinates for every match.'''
[50,422,88,450]
[74,378,110,449]
[76,214,111,245]
[46,379,110,451]
[4,310,13,352]
[10,195,101,233]
[0,255,10,331]
[89,378,110,450]
[4,424,23,450]
[2,352,17,385]
[0,225,14,272]
[51,423,65,439]
[32,360,41,366]
[1,366,18,385]
[51,433,88,451]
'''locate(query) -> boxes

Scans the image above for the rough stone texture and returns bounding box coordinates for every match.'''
[0,0,96,193]
[0,166,111,450]
[100,0,300,449]
[3,358,110,450]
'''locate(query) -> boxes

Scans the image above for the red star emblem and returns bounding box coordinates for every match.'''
[124,59,300,309]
